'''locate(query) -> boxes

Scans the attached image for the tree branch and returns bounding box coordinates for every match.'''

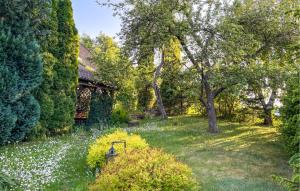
[266,89,277,110]
[199,96,207,108]
[257,89,267,108]
[213,87,226,98]
[175,34,202,73]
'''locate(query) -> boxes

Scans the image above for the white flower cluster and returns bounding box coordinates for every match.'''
[126,122,161,133]
[0,128,128,191]
[0,140,71,191]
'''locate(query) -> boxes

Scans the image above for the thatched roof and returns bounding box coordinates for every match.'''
[78,44,116,89]
[78,43,96,81]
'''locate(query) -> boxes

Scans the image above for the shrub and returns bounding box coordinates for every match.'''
[273,72,299,191]
[87,90,113,126]
[111,107,130,124]
[280,73,300,155]
[90,148,198,191]
[273,153,300,191]
[86,130,148,168]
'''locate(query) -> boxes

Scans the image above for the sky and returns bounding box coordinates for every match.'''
[71,0,121,39]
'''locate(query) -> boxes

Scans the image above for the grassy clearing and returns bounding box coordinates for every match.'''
[0,116,291,190]
[129,116,291,191]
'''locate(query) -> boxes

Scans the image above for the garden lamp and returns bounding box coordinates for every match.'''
[105,140,126,163]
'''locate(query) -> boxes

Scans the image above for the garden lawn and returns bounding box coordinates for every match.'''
[129,116,291,191]
[0,116,291,190]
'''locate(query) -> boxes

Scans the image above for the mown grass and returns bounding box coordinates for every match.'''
[0,116,291,190]
[44,132,95,191]
[131,116,291,191]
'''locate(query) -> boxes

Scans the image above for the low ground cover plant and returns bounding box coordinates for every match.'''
[86,129,148,168]
[273,153,300,191]
[90,148,198,191]
[0,172,18,191]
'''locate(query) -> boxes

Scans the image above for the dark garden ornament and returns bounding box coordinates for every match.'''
[105,140,126,163]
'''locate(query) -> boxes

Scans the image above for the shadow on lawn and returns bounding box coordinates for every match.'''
[203,178,286,191]
[138,116,290,191]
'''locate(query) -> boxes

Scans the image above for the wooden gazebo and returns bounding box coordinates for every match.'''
[75,44,115,124]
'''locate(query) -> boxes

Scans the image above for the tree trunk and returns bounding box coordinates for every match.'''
[153,83,167,119]
[200,87,220,133]
[263,108,273,126]
[153,48,167,120]
[199,72,223,133]
[207,95,219,133]
[176,35,224,132]
[258,89,276,126]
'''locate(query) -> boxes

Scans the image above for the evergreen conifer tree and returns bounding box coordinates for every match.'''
[0,1,42,144]
[47,0,79,132]
[34,0,58,135]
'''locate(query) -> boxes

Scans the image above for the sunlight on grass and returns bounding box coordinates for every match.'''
[0,116,291,191]
[135,116,290,191]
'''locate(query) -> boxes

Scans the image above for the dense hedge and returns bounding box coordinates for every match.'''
[90,148,198,191]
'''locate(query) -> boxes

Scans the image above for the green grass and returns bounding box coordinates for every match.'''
[44,133,94,191]
[130,116,291,191]
[0,116,291,190]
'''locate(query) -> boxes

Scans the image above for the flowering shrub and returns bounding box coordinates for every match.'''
[86,129,148,168]
[90,148,198,191]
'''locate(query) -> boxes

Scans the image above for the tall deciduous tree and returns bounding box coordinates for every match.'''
[100,0,240,132]
[0,1,42,144]
[134,46,155,112]
[153,47,168,119]
[99,0,176,119]
[241,62,288,126]
[101,0,298,133]
[233,0,299,126]
[136,54,155,112]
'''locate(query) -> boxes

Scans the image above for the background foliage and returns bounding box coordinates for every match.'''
[87,89,113,126]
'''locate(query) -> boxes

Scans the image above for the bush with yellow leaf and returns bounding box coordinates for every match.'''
[86,129,148,168]
[89,148,198,191]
